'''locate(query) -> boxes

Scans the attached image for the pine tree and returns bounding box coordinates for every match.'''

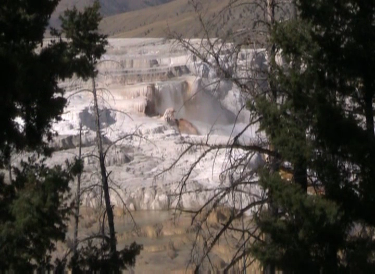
[0,0,75,159]
[0,158,72,271]
[0,0,82,271]
[252,0,375,272]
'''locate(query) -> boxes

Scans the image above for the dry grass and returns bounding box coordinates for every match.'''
[51,0,291,39]
[50,0,175,29]
[100,0,235,38]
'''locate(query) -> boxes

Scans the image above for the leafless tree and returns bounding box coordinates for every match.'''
[56,68,145,271]
[90,71,118,254]
[73,124,83,260]
[163,0,295,272]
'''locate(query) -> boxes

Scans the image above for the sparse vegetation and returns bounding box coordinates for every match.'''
[2,0,375,272]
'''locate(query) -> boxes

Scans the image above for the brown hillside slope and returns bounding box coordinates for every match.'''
[101,0,235,38]
[101,0,293,38]
[50,0,174,28]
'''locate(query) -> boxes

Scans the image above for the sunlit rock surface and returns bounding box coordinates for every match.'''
[46,38,266,211]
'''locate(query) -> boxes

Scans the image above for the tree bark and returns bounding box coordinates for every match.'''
[72,124,82,273]
[8,154,12,183]
[73,124,82,260]
[92,76,117,255]
[267,0,277,100]
[364,92,374,138]
[291,0,297,20]
[267,0,275,27]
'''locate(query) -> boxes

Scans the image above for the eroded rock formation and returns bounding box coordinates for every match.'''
[163,108,199,135]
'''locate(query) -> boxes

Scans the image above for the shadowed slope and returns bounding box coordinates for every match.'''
[100,0,293,38]
[50,0,175,28]
[100,0,232,38]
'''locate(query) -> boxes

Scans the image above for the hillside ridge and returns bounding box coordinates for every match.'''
[100,0,233,38]
[50,0,175,28]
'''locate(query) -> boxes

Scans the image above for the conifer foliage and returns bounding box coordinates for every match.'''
[252,0,375,272]
[0,0,74,158]
[0,158,72,271]
[0,0,76,271]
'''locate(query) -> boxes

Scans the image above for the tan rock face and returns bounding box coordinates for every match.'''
[63,208,264,273]
[176,118,199,135]
[113,207,126,217]
[163,107,177,124]
[142,224,163,238]
[163,108,200,135]
[170,269,195,274]
[144,244,167,253]
[162,224,187,236]
[207,207,233,224]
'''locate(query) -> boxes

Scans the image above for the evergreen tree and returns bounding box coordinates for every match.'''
[0,158,72,271]
[252,0,375,272]
[0,0,75,159]
[0,0,82,271]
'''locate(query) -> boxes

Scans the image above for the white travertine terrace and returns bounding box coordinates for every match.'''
[44,38,267,211]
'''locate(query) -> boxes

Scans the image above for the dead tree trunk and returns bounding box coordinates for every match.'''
[267,0,275,27]
[73,124,83,259]
[364,87,375,138]
[291,0,297,20]
[8,155,12,183]
[266,0,277,101]
[91,76,117,255]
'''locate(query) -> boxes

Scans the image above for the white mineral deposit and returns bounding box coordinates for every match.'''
[30,38,267,272]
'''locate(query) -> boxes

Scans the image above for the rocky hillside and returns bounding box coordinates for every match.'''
[100,0,293,38]
[50,0,175,28]
[100,0,232,38]
[51,0,292,38]
[49,38,262,211]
